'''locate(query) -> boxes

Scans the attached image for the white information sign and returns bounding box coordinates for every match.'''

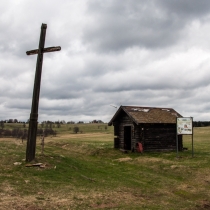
[177,117,193,135]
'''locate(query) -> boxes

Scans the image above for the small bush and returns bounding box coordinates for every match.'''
[73,126,79,134]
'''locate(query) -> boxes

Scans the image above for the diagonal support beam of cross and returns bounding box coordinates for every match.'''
[26,23,61,162]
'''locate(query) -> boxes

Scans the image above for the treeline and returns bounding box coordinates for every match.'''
[0,128,57,140]
[193,121,210,127]
[0,119,104,124]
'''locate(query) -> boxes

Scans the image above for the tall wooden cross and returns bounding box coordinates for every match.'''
[26,23,61,162]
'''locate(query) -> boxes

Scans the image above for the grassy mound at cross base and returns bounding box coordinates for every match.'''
[0,126,210,209]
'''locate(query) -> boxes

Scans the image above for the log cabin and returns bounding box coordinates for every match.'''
[108,106,183,152]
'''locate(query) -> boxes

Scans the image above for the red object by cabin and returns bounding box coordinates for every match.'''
[136,142,143,153]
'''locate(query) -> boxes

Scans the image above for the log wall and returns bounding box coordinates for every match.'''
[143,124,176,150]
[112,114,182,151]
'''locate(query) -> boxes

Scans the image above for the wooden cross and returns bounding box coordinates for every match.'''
[26,23,61,162]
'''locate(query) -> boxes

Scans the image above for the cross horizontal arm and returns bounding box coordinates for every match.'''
[26,46,61,55]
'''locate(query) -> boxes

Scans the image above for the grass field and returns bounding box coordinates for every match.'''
[0,124,210,209]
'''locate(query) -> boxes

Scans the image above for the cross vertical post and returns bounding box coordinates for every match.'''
[26,23,61,162]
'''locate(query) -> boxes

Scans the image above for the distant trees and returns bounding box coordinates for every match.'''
[0,119,111,138]
[40,120,70,128]
[1,119,27,124]
[14,119,18,123]
[67,121,75,124]
[77,121,84,124]
[37,128,57,137]
[90,120,104,123]
[193,121,210,127]
[0,128,28,141]
[55,121,60,128]
[0,119,106,125]
[40,121,56,128]
[0,119,57,139]
[0,127,57,139]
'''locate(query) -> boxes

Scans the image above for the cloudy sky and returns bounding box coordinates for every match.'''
[1,0,210,123]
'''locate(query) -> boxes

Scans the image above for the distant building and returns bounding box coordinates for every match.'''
[108,106,183,152]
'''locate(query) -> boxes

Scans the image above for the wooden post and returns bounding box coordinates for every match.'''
[41,133,45,155]
[191,117,194,158]
[176,117,179,158]
[26,23,61,162]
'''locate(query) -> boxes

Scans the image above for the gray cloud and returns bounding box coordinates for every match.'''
[159,0,210,17]
[83,0,210,52]
[0,0,210,122]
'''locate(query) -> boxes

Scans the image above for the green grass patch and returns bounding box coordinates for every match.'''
[0,127,210,209]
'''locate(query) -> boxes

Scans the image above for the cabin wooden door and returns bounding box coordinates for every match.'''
[124,126,131,150]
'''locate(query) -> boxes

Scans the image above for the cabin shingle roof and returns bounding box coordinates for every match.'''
[108,106,182,125]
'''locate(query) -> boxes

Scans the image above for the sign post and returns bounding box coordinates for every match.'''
[176,117,193,157]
